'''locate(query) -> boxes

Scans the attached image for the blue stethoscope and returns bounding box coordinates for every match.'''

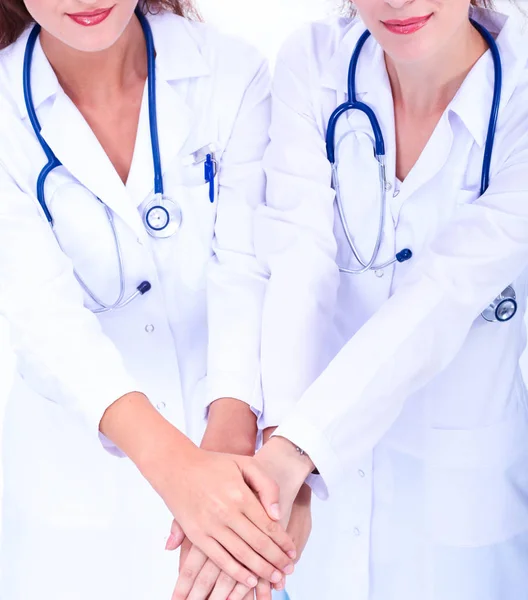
[23,8,216,312]
[326,19,516,323]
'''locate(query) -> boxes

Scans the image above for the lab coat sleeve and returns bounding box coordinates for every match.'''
[206,55,271,421]
[0,161,141,455]
[274,132,528,494]
[255,29,340,431]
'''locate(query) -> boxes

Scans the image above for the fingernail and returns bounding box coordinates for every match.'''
[271,570,283,584]
[287,550,297,560]
[164,534,175,550]
[247,576,258,587]
[270,503,281,520]
[275,580,285,591]
[283,563,294,575]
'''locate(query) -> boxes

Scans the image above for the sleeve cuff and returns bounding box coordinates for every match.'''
[305,473,328,500]
[99,432,126,458]
[205,373,263,421]
[257,396,296,431]
[273,413,344,499]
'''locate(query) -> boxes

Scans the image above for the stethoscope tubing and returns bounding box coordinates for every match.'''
[23,7,159,311]
[326,19,502,274]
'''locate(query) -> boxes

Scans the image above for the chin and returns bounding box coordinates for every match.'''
[59,28,123,53]
[380,36,438,65]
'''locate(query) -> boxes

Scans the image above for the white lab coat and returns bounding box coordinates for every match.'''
[257,7,528,600]
[0,12,269,600]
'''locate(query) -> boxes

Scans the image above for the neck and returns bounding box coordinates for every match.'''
[40,15,147,107]
[385,19,489,116]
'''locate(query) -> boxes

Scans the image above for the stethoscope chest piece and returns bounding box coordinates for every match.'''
[481,286,518,323]
[143,193,182,238]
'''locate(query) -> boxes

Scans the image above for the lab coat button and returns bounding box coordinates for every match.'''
[145,324,155,333]
[393,189,400,197]
[358,469,365,478]
[374,270,384,278]
[353,527,361,536]
[156,401,166,411]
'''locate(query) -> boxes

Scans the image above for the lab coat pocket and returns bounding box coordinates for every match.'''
[426,415,528,547]
[174,181,218,290]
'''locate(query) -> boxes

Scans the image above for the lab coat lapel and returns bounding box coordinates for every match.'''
[391,6,528,220]
[395,115,454,220]
[40,90,146,239]
[125,15,209,208]
[126,76,193,208]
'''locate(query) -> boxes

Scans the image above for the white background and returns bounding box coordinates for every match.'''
[0,0,524,525]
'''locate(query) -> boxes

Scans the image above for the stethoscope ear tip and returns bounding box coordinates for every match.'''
[396,249,412,263]
[137,281,152,295]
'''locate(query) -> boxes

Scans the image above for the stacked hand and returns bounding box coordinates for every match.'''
[166,401,315,600]
[99,393,311,597]
[169,483,311,600]
[162,449,298,589]
[100,393,298,591]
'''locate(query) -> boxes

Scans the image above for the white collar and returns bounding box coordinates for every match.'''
[320,7,528,148]
[3,11,211,121]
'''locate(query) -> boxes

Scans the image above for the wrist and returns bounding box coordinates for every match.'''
[294,483,312,507]
[201,427,256,455]
[138,431,201,499]
[100,391,198,487]
[207,397,258,429]
[203,398,258,455]
[256,437,314,501]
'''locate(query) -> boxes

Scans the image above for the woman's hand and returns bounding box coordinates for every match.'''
[246,433,315,600]
[169,403,292,600]
[284,483,312,561]
[100,394,295,589]
[251,483,313,600]
[167,417,315,600]
[159,448,296,587]
[171,485,311,600]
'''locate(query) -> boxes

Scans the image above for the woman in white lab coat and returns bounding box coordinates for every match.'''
[250,1,528,599]
[0,2,298,599]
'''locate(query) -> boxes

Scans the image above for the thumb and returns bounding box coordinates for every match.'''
[165,519,185,551]
[240,459,281,521]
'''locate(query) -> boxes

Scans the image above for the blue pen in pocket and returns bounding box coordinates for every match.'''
[204,153,216,203]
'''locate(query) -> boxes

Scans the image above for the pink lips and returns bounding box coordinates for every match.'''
[382,14,433,35]
[66,6,114,27]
